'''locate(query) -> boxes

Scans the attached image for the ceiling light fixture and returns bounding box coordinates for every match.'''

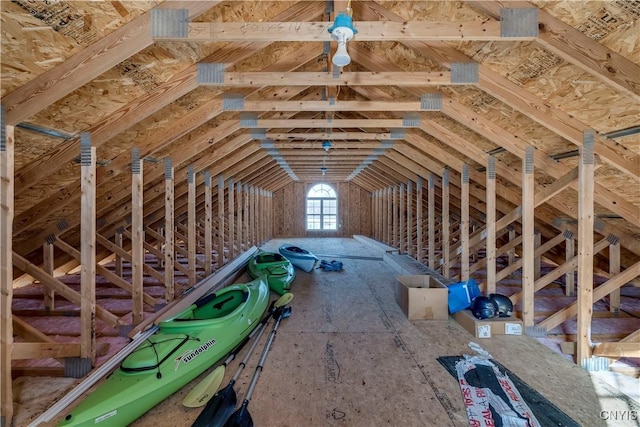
[328,12,357,67]
[322,140,332,151]
[321,166,327,176]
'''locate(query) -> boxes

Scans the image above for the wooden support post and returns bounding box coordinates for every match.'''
[442,169,450,278]
[187,166,197,286]
[386,187,392,245]
[114,230,123,277]
[565,230,575,296]
[43,241,55,311]
[461,165,470,281]
[218,175,225,267]
[80,135,96,362]
[228,178,235,259]
[416,177,423,263]
[249,185,255,247]
[1,106,14,425]
[609,238,620,314]
[399,183,405,253]
[428,173,435,270]
[375,190,379,241]
[204,172,212,276]
[255,187,260,244]
[577,131,595,365]
[522,146,536,327]
[486,157,497,294]
[164,159,175,301]
[407,180,413,257]
[131,147,144,325]
[157,227,165,269]
[508,226,516,276]
[257,188,262,245]
[392,185,398,248]
[534,230,542,280]
[244,184,249,247]
[236,181,243,253]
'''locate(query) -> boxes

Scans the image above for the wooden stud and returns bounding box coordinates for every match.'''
[43,242,55,311]
[204,172,212,276]
[386,187,392,245]
[244,184,249,247]
[428,173,435,270]
[187,166,197,286]
[115,230,124,277]
[461,165,470,281]
[1,108,14,425]
[399,183,406,253]
[389,185,398,248]
[416,177,423,263]
[218,175,225,267]
[80,137,96,361]
[609,239,620,313]
[564,230,575,296]
[228,178,235,259]
[508,227,516,275]
[486,157,497,294]
[407,180,413,257]
[131,148,144,325]
[164,159,175,302]
[577,131,595,365]
[237,181,243,253]
[522,146,535,327]
[534,231,542,280]
[442,169,450,278]
[156,227,165,269]
[377,190,382,242]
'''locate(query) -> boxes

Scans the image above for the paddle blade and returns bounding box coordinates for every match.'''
[223,402,253,427]
[183,366,226,408]
[274,292,294,308]
[191,384,237,427]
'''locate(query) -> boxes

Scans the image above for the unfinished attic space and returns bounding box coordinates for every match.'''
[2,0,640,426]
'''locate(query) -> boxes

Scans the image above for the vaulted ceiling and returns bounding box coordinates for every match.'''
[2,1,639,271]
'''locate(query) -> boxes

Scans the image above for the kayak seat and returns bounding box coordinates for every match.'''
[191,289,248,320]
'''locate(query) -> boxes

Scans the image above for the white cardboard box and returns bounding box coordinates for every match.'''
[453,309,524,338]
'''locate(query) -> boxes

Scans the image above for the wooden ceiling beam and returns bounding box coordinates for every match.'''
[248,119,407,128]
[240,100,431,111]
[203,71,459,87]
[266,132,393,140]
[163,20,523,42]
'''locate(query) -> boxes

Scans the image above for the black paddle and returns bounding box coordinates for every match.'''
[191,302,292,427]
[223,305,292,427]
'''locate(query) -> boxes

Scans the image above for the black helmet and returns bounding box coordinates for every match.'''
[471,296,499,320]
[489,293,514,317]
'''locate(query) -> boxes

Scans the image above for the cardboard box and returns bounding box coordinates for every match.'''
[453,309,523,338]
[395,275,448,320]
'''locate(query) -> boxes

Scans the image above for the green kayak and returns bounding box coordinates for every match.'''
[57,277,269,426]
[247,251,295,295]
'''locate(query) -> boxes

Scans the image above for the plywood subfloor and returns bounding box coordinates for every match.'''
[16,237,639,427]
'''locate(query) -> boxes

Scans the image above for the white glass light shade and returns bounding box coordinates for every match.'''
[332,42,350,66]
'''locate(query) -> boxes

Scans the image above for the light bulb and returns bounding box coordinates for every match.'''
[332,41,351,66]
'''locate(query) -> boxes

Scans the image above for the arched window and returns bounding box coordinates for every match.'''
[306,183,337,230]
